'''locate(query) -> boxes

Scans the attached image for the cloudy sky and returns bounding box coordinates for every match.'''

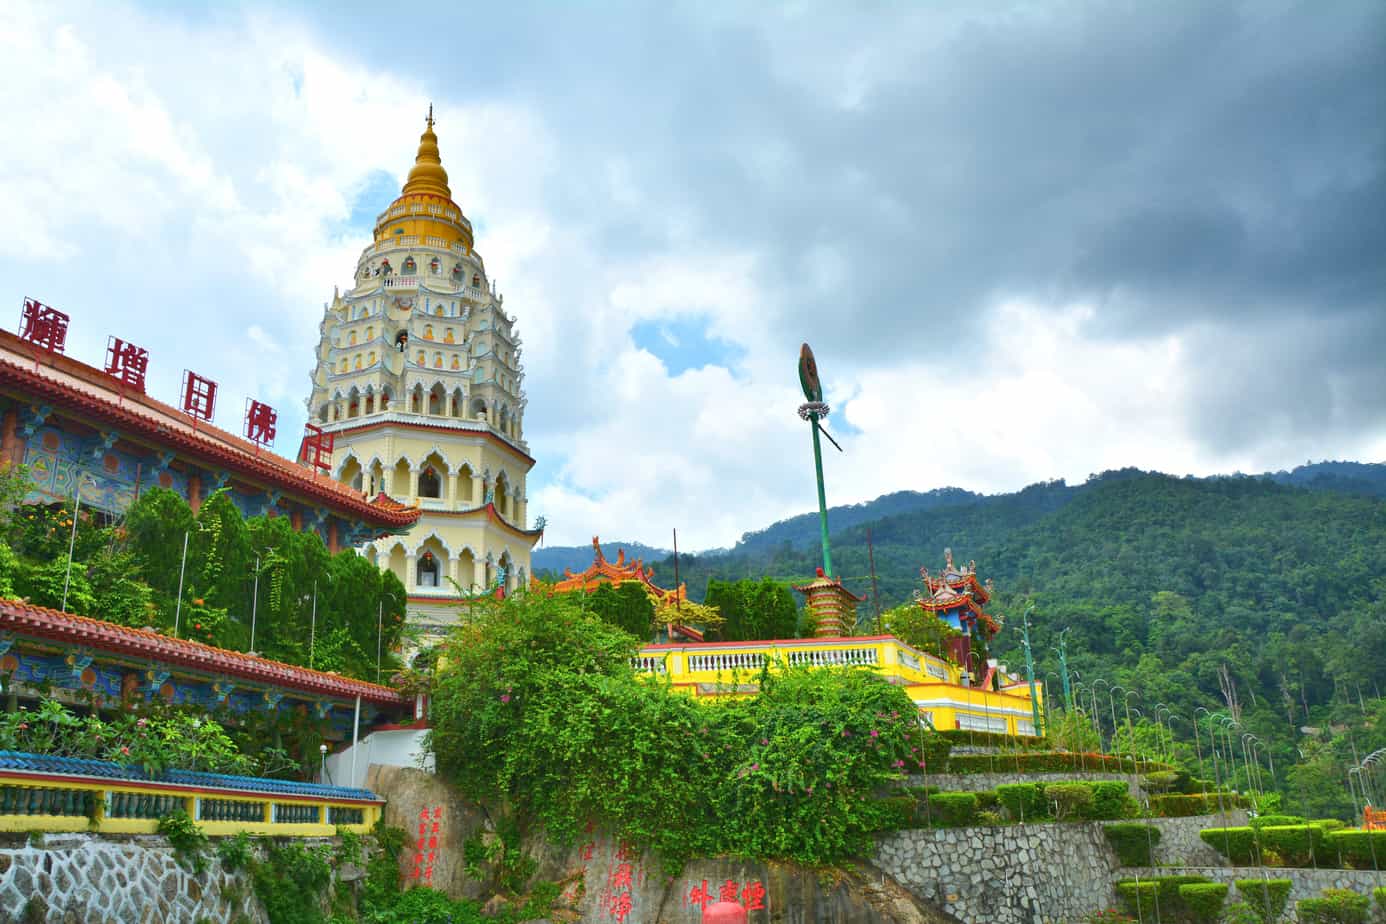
[2,1,1382,549]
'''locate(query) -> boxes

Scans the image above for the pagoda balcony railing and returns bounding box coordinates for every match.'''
[0,751,381,837]
[632,656,667,674]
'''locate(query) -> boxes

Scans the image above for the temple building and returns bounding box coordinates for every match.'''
[918,548,1001,680]
[549,537,702,641]
[305,110,542,639]
[0,324,418,548]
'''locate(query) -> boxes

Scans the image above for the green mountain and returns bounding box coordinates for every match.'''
[631,464,1386,816]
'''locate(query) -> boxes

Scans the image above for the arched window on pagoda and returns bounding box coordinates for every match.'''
[395,331,408,352]
[380,259,391,276]
[402,257,417,276]
[452,264,462,281]
[416,551,439,587]
[418,467,441,498]
[430,258,440,275]
[424,324,434,341]
[471,274,480,287]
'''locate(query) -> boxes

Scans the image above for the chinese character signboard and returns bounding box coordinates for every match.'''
[298,423,335,472]
[244,399,277,446]
[686,878,765,914]
[104,337,149,393]
[181,371,218,423]
[18,297,69,354]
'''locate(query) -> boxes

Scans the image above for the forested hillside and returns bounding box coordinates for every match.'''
[633,467,1386,817]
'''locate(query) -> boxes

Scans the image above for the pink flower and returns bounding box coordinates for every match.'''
[869,729,879,738]
[120,746,130,755]
[841,730,850,737]
[136,718,148,728]
[760,739,768,746]
[893,760,905,768]
[17,723,27,730]
[499,694,511,703]
[750,763,759,771]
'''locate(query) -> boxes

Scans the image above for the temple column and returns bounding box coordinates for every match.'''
[327,520,340,555]
[187,474,202,515]
[405,552,417,591]
[448,555,460,588]
[472,472,484,506]
[517,496,527,528]
[447,470,459,508]
[408,465,421,501]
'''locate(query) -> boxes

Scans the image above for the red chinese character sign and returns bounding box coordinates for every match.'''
[104,337,149,393]
[244,399,278,447]
[18,298,70,354]
[181,371,218,424]
[409,807,442,885]
[298,424,334,473]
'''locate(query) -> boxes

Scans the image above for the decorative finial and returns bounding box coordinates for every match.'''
[426,104,434,131]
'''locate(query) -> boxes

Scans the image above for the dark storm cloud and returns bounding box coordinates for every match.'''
[299,0,1386,456]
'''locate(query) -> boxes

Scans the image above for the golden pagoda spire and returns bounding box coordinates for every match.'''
[402,104,451,199]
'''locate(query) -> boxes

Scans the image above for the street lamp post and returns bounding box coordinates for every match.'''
[1052,628,1073,712]
[1020,604,1042,736]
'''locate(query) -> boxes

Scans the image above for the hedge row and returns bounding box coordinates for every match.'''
[1149,792,1247,817]
[942,752,1171,776]
[1200,825,1386,870]
[1296,887,1370,923]
[1104,823,1162,867]
[1116,875,1219,922]
[1233,878,1291,924]
[885,779,1136,829]
[934,728,1044,749]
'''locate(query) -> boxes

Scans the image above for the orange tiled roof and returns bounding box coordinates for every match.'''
[0,329,420,530]
[0,597,405,706]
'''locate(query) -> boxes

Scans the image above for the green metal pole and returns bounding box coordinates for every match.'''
[1022,604,1042,735]
[1057,628,1073,712]
[810,413,834,578]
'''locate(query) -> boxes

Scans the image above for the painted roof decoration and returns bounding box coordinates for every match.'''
[916,547,1002,637]
[549,537,702,641]
[0,598,406,706]
[0,329,421,532]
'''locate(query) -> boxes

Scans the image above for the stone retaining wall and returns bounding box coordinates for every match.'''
[1147,811,1249,867]
[1123,866,1386,921]
[0,832,266,923]
[874,822,1116,924]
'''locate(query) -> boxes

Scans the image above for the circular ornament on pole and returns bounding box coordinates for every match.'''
[797,401,830,421]
[798,343,823,403]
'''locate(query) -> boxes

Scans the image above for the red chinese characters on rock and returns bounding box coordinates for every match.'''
[244,399,278,446]
[181,370,218,423]
[298,423,335,473]
[686,879,766,913]
[18,298,69,354]
[104,337,149,392]
[410,807,443,885]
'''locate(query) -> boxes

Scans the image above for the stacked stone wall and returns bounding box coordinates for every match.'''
[0,832,266,923]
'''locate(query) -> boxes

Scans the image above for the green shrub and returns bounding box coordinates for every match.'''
[973,789,999,810]
[875,795,915,831]
[1258,824,1324,867]
[1375,887,1386,920]
[1200,827,1259,864]
[1104,823,1161,867]
[1151,875,1213,914]
[217,831,253,872]
[1151,793,1237,817]
[975,810,1004,826]
[1116,880,1159,921]
[1178,882,1228,923]
[1090,780,1135,820]
[1297,888,1370,924]
[1234,878,1292,924]
[157,809,208,875]
[1143,770,1187,794]
[1325,830,1386,870]
[924,792,978,828]
[945,752,1170,775]
[1047,782,1095,820]
[996,782,1047,821]
[1249,814,1306,829]
[1222,900,1265,924]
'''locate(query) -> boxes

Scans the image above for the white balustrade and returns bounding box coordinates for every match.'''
[631,657,667,674]
[687,652,766,673]
[785,648,878,668]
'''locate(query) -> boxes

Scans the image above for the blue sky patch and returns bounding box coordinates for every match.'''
[630,318,743,376]
[344,170,401,234]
